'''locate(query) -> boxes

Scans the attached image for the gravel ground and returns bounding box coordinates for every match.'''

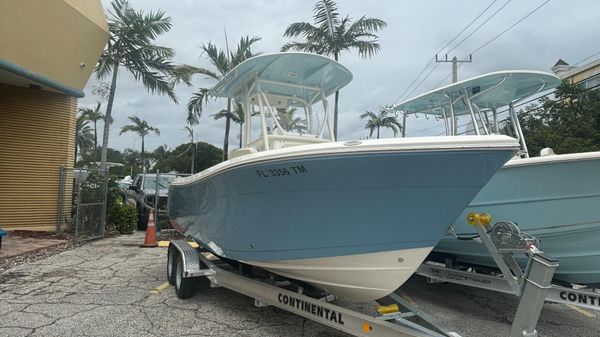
[0,232,598,337]
[0,241,82,274]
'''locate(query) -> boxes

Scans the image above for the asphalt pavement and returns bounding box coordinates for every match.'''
[0,233,598,337]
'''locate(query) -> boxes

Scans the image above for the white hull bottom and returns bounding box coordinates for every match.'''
[246,247,434,302]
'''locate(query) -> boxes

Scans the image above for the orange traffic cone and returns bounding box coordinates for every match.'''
[141,209,158,248]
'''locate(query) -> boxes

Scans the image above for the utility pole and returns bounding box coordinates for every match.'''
[435,54,472,83]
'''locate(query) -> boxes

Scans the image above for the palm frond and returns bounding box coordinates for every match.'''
[120,115,160,137]
[201,42,230,77]
[229,36,262,67]
[348,16,387,34]
[313,0,340,36]
[283,22,320,38]
[171,64,217,86]
[187,88,211,125]
[348,40,381,58]
[95,51,116,80]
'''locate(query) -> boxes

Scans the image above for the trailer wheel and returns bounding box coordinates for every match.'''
[167,245,177,285]
[174,254,195,299]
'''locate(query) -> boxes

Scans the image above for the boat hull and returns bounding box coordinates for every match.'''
[434,152,600,286]
[248,247,433,302]
[169,137,516,301]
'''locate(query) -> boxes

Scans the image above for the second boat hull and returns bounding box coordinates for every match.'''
[434,152,600,286]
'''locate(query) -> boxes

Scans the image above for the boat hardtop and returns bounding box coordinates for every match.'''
[392,70,560,158]
[393,70,560,117]
[210,52,353,104]
[208,53,354,153]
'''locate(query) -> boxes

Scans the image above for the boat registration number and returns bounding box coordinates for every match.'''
[256,165,308,178]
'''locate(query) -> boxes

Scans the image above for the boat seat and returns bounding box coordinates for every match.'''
[230,147,258,159]
[540,147,555,156]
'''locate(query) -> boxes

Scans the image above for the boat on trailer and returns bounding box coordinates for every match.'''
[168,53,518,302]
[393,70,600,286]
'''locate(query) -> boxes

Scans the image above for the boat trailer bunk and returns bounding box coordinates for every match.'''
[165,212,568,337]
[417,214,600,314]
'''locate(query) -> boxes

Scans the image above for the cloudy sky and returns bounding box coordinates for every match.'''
[80,0,600,153]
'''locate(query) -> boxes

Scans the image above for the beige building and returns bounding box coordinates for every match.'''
[0,1,109,231]
[552,58,600,89]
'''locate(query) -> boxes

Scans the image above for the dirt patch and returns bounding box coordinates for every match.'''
[0,241,84,274]
[8,230,73,241]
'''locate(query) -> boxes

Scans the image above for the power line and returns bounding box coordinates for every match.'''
[470,0,551,56]
[574,49,600,66]
[393,57,435,104]
[393,0,499,104]
[404,62,441,100]
[445,0,512,55]
[435,0,499,55]
[433,1,549,90]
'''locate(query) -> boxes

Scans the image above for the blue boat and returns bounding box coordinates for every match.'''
[394,71,600,286]
[168,53,519,301]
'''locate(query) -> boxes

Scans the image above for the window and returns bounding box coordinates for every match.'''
[582,73,600,90]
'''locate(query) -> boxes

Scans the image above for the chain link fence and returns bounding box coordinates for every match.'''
[57,166,107,241]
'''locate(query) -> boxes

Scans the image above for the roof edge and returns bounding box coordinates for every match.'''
[0,59,85,98]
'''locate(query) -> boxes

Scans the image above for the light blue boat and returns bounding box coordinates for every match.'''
[168,53,519,301]
[394,71,600,286]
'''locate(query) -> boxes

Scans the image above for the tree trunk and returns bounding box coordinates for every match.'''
[100,62,119,171]
[141,135,145,174]
[239,123,242,148]
[223,98,232,161]
[377,126,380,139]
[93,120,98,163]
[74,142,78,165]
[190,140,195,174]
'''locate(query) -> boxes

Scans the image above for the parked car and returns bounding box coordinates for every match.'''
[124,173,177,230]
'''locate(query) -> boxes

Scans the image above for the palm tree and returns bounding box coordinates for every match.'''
[95,0,178,171]
[360,107,402,139]
[275,108,307,134]
[151,144,170,172]
[75,115,94,163]
[179,126,196,173]
[79,102,104,162]
[177,36,261,160]
[119,116,160,172]
[281,0,386,140]
[213,103,245,148]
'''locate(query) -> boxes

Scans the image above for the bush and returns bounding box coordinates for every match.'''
[111,202,137,234]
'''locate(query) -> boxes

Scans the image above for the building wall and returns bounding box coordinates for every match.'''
[562,62,600,87]
[0,0,109,92]
[0,84,76,231]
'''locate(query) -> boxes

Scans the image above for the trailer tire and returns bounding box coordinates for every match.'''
[174,254,195,299]
[167,245,177,285]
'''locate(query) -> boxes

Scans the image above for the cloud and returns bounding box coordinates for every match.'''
[81,0,600,151]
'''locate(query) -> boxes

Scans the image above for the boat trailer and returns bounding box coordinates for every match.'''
[165,212,571,337]
[418,214,600,311]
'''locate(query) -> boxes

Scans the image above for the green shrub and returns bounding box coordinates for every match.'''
[111,202,137,234]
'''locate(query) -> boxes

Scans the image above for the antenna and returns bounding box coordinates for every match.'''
[224,26,230,58]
